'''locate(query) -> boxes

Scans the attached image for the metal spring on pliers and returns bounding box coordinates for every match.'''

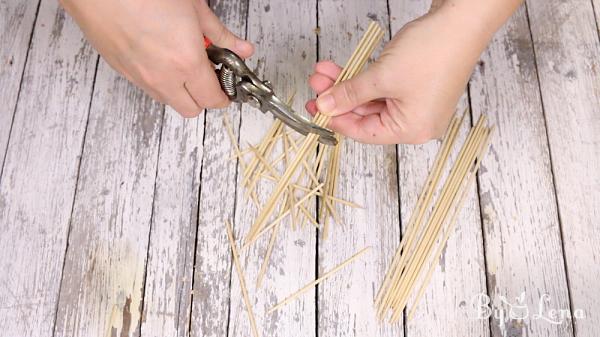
[218,66,237,98]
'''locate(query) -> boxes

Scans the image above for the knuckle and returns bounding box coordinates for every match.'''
[216,24,232,44]
[173,51,198,72]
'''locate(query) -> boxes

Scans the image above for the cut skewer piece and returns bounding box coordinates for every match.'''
[225,220,260,337]
[267,247,371,314]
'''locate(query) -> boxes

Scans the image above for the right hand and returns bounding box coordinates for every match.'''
[60,0,254,117]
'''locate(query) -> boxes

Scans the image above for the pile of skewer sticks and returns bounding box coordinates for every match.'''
[375,113,494,323]
[240,21,385,248]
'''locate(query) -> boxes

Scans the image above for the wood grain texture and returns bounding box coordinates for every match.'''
[470,4,573,337]
[228,1,317,337]
[316,1,403,336]
[140,109,204,337]
[0,1,97,336]
[188,1,248,337]
[528,1,600,336]
[53,60,163,337]
[0,0,40,168]
[387,1,489,336]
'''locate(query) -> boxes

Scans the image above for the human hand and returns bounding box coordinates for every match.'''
[305,7,496,144]
[60,0,254,117]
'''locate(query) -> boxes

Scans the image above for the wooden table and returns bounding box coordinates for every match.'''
[1,1,599,337]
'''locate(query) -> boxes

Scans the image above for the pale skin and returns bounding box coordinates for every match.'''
[61,0,522,144]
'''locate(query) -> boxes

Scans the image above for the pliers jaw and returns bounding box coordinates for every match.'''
[205,39,338,146]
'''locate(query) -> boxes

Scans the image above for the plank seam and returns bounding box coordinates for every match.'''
[185,110,208,336]
[138,104,167,337]
[522,2,577,336]
[223,2,251,336]
[467,84,494,337]
[314,2,321,337]
[50,53,101,337]
[0,0,42,183]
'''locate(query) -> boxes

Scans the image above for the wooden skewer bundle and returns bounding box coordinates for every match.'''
[375,114,494,323]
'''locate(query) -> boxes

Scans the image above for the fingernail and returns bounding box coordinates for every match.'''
[316,94,336,114]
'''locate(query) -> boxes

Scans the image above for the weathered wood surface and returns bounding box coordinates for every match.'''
[528,1,600,336]
[470,4,573,337]
[190,1,248,337]
[0,1,97,336]
[228,1,318,337]
[388,2,489,337]
[316,2,403,337]
[53,60,163,337]
[140,109,203,337]
[0,0,40,167]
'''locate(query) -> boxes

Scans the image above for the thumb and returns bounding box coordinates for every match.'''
[194,1,254,58]
[315,67,382,116]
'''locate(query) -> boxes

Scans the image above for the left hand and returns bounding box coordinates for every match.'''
[305,7,491,144]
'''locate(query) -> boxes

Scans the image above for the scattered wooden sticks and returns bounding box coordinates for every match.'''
[246,22,384,244]
[375,114,493,323]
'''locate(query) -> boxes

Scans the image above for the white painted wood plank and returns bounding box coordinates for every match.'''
[0,1,97,336]
[228,1,318,337]
[0,0,39,167]
[140,110,203,337]
[470,5,573,337]
[316,2,403,336]
[53,60,163,337]
[387,1,489,336]
[188,1,248,337]
[528,1,600,336]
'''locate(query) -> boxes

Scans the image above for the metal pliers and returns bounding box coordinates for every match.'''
[204,37,337,146]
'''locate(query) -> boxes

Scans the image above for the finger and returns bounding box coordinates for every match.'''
[184,61,230,110]
[306,98,384,117]
[327,113,401,144]
[195,1,254,58]
[305,100,318,115]
[308,73,335,94]
[314,60,342,81]
[165,87,203,118]
[316,66,383,116]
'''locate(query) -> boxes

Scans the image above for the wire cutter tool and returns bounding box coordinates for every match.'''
[204,37,337,145]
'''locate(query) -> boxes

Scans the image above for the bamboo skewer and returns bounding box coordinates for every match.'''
[225,220,260,337]
[267,247,371,314]
[375,115,493,323]
[406,127,493,321]
[377,114,474,318]
[223,115,261,207]
[388,119,488,321]
[375,113,463,315]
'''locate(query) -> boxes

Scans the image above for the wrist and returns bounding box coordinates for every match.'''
[428,2,499,61]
